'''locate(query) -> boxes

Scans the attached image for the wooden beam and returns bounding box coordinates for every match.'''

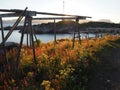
[36,11,91,18]
[33,17,76,20]
[0,13,19,17]
[0,8,91,18]
[0,11,36,17]
[32,17,86,20]
[0,8,29,13]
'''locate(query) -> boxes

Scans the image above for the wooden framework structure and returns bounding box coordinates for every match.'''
[0,7,91,71]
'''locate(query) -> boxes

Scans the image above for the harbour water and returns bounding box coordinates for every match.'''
[0,30,95,44]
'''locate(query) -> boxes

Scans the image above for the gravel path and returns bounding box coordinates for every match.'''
[89,48,120,90]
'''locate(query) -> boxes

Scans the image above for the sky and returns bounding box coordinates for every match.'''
[0,0,120,23]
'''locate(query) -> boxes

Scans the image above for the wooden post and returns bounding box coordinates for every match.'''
[0,17,8,64]
[16,15,27,72]
[72,17,80,48]
[77,18,81,45]
[27,18,32,47]
[29,16,37,65]
[33,30,38,42]
[26,20,29,47]
[0,17,7,89]
[72,19,76,48]
[0,17,4,41]
[26,29,29,47]
[54,19,56,47]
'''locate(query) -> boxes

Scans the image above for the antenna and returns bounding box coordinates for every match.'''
[63,0,65,13]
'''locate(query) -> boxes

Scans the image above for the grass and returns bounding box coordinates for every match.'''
[0,35,120,90]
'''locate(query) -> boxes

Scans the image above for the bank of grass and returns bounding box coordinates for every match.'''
[0,35,120,90]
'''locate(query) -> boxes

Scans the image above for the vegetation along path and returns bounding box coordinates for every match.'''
[1,36,120,89]
[89,38,120,90]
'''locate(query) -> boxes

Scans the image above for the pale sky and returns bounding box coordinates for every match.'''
[0,0,120,23]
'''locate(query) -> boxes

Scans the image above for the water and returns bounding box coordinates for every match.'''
[0,30,73,44]
[0,30,95,44]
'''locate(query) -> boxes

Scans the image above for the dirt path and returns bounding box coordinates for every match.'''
[89,48,120,90]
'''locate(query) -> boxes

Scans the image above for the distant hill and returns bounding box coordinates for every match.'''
[80,21,120,28]
[1,20,120,34]
[32,21,120,33]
